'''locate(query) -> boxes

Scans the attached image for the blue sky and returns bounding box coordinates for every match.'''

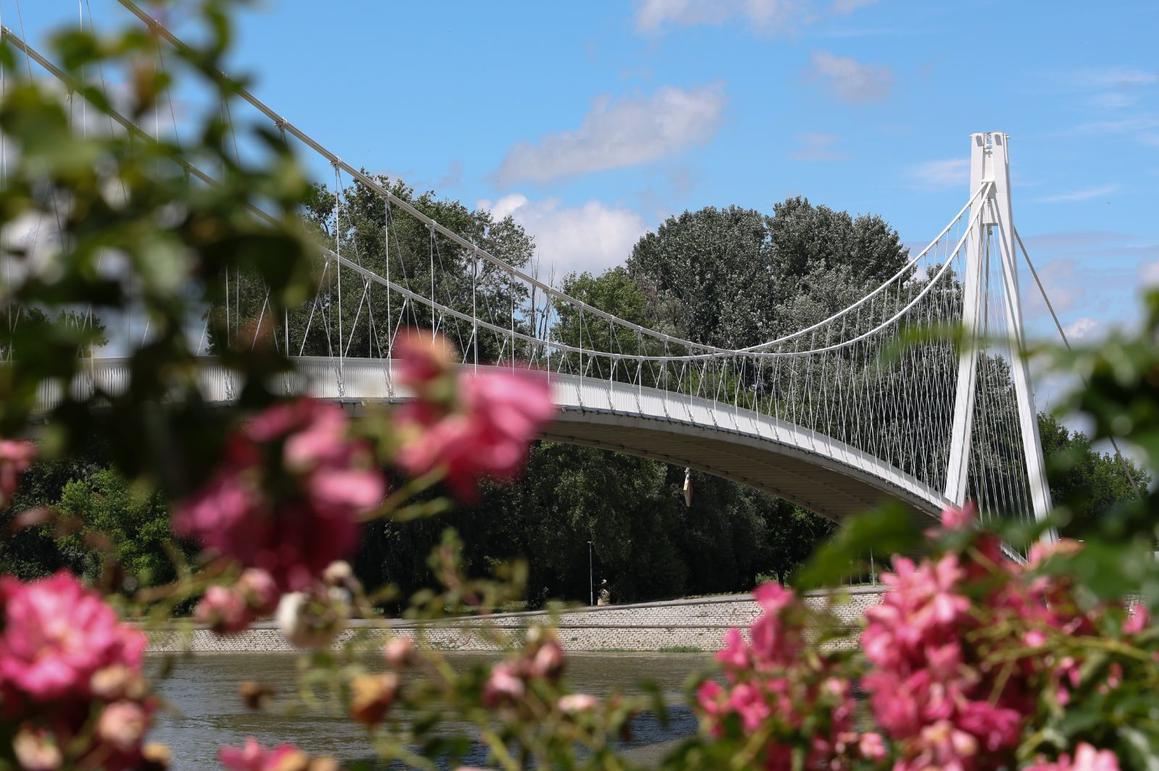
[8,0,1159,342]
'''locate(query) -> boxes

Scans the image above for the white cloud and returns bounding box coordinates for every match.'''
[1090,92,1137,110]
[635,0,809,34]
[1063,317,1101,341]
[1026,259,1079,315]
[1073,67,1158,89]
[1023,230,1130,252]
[807,51,892,104]
[830,0,877,14]
[494,85,726,186]
[478,194,648,276]
[1074,116,1159,135]
[634,0,878,33]
[437,160,463,189]
[1141,261,1159,287]
[1033,184,1120,204]
[907,158,969,190]
[791,131,844,160]
[1071,116,1159,147]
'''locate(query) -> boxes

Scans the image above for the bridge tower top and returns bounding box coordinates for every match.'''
[951,131,1055,541]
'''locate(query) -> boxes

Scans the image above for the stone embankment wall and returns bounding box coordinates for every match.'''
[147,586,885,655]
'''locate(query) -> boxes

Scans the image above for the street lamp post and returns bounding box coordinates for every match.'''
[587,540,594,606]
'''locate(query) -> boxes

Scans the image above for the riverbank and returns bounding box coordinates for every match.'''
[147,585,884,654]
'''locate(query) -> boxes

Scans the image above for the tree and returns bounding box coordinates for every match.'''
[0,455,101,579]
[219,176,535,365]
[768,197,910,292]
[55,468,178,590]
[627,205,775,348]
[1038,412,1150,537]
[626,198,911,348]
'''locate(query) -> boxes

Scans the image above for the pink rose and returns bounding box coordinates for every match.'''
[939,502,975,531]
[394,361,555,501]
[0,572,145,701]
[700,583,856,767]
[218,737,308,771]
[859,732,887,761]
[1124,604,1150,635]
[696,679,726,719]
[728,682,772,732]
[1025,743,1120,771]
[714,627,749,670]
[482,661,524,707]
[174,399,385,590]
[237,568,280,616]
[394,330,457,392]
[194,586,249,634]
[194,569,279,635]
[527,638,565,681]
[753,581,794,614]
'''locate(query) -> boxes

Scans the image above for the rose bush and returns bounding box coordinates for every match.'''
[0,2,1155,769]
[680,500,1155,770]
[172,399,386,592]
[0,572,155,769]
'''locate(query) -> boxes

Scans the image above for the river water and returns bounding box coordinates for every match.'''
[148,652,708,769]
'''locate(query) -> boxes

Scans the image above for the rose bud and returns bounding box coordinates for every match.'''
[141,742,173,771]
[383,636,416,669]
[558,693,599,714]
[349,673,400,727]
[528,639,565,681]
[91,665,148,701]
[97,701,149,753]
[239,680,276,710]
[13,726,61,771]
[276,587,348,649]
[482,661,525,708]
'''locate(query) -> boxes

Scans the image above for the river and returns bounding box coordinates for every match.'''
[148,652,708,769]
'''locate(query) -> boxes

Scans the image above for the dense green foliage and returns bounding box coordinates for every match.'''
[627,199,910,347]
[0,457,181,591]
[54,468,174,589]
[1039,412,1150,537]
[352,445,834,606]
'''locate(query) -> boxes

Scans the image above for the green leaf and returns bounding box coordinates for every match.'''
[793,503,921,590]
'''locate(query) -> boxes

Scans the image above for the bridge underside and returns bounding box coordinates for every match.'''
[543,408,946,524]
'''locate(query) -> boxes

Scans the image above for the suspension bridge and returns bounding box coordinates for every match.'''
[3,3,1063,533]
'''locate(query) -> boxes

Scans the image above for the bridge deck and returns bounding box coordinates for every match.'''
[50,357,951,523]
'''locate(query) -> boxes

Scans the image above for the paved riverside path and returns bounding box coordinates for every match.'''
[147,586,884,654]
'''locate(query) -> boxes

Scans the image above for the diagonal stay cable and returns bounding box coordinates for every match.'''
[116,0,978,360]
[114,0,732,355]
[0,25,754,368]
[742,185,987,352]
[1011,225,1141,495]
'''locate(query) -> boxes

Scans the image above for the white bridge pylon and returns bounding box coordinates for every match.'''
[944,132,1052,532]
[1,12,1053,529]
